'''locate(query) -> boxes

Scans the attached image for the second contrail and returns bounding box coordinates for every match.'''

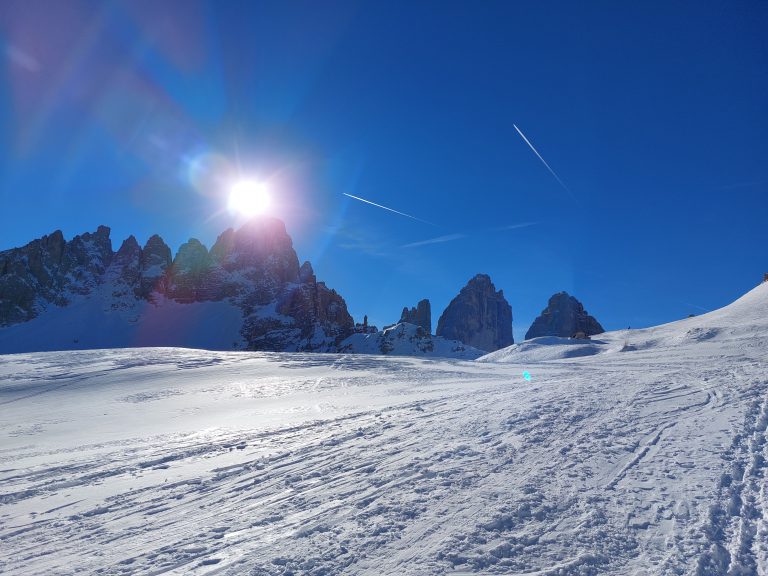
[513,124,574,198]
[343,193,435,225]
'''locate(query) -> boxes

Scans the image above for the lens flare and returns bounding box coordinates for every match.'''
[228,180,271,217]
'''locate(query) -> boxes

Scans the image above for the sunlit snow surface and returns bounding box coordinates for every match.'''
[1,285,767,575]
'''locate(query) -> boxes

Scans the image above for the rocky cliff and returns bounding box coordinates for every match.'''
[0,218,354,352]
[435,274,513,352]
[525,292,604,340]
[0,226,113,325]
[398,299,431,334]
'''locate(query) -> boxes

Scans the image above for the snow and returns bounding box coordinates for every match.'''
[477,336,613,362]
[1,283,767,574]
[0,294,246,353]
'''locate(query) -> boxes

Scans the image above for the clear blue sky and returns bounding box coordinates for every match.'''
[1,0,766,341]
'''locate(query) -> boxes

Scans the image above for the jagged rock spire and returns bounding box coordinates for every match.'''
[436,274,513,352]
[399,299,432,334]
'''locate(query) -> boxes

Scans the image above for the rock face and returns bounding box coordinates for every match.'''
[525,292,604,340]
[0,218,355,352]
[399,299,431,334]
[139,235,172,297]
[0,226,113,325]
[436,274,513,352]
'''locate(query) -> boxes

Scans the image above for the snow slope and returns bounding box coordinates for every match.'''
[480,282,768,364]
[1,283,767,575]
[0,293,246,353]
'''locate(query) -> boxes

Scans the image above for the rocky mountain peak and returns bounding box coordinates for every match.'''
[299,261,316,284]
[57,226,114,296]
[137,235,171,298]
[210,228,235,264]
[115,236,140,259]
[141,235,172,268]
[525,292,604,340]
[173,239,210,271]
[436,274,513,352]
[43,230,66,260]
[399,299,432,334]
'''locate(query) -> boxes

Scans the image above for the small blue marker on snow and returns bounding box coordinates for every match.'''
[523,371,531,381]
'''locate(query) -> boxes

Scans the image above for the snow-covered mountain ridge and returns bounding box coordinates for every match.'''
[0,221,497,358]
[1,282,766,574]
[0,219,355,353]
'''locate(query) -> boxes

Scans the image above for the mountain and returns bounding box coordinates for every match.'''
[436,274,513,352]
[524,291,604,340]
[398,299,431,334]
[0,226,113,325]
[0,218,354,353]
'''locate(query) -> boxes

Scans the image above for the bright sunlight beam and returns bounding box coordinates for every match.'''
[228,180,271,217]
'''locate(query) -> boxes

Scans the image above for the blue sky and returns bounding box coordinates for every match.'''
[1,0,766,341]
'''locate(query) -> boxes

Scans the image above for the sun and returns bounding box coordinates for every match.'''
[228,180,271,217]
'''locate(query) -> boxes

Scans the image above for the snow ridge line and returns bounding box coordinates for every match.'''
[0,370,116,405]
[695,394,768,576]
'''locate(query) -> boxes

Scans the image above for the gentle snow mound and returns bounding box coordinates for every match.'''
[477,336,611,363]
[481,282,768,363]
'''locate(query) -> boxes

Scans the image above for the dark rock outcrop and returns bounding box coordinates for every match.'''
[525,292,604,340]
[299,261,316,284]
[139,235,172,297]
[59,226,113,295]
[104,234,173,304]
[0,226,113,326]
[206,219,302,307]
[168,239,212,301]
[399,299,431,334]
[436,274,513,352]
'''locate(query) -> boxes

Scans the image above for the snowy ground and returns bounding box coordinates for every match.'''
[1,285,767,575]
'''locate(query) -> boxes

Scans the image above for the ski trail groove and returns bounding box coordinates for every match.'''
[694,394,768,576]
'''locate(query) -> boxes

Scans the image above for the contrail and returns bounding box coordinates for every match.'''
[513,124,574,198]
[343,193,435,225]
[495,221,538,231]
[401,233,466,248]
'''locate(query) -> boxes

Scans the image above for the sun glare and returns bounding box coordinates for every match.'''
[228,180,271,217]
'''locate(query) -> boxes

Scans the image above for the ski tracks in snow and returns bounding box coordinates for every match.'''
[694,393,768,575]
[0,349,766,575]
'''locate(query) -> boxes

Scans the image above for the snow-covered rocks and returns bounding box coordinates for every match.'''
[341,321,484,359]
